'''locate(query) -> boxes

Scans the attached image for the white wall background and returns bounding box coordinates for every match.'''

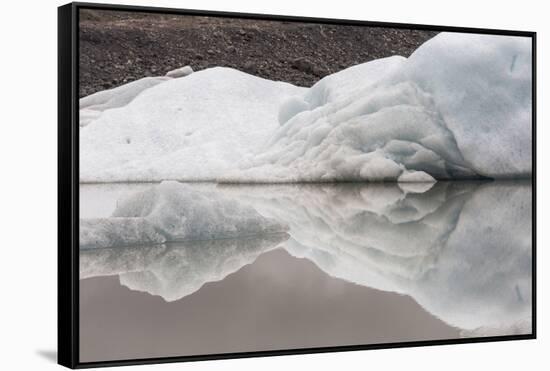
[0,0,546,369]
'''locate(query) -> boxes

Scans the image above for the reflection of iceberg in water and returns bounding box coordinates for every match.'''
[80,181,288,249]
[81,233,289,302]
[223,181,532,336]
[80,180,532,337]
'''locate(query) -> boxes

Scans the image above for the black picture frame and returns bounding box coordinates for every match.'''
[58,2,537,369]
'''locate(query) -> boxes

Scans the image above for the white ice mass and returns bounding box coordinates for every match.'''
[79,32,532,183]
[79,76,171,127]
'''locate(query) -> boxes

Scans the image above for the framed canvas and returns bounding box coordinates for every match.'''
[58,2,537,369]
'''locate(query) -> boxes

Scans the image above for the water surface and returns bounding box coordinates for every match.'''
[79,181,532,362]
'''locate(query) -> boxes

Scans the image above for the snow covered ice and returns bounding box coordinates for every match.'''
[79,32,532,183]
[79,66,193,127]
[80,67,304,182]
[80,76,172,127]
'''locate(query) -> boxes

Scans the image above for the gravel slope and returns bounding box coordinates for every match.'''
[79,9,437,97]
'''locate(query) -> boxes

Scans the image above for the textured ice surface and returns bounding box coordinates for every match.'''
[79,65,196,127]
[229,82,477,182]
[81,181,532,334]
[400,33,532,177]
[79,76,171,127]
[79,181,288,249]
[80,33,532,182]
[80,68,303,182]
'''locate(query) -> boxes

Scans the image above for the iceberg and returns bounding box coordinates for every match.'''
[79,181,288,249]
[80,32,532,183]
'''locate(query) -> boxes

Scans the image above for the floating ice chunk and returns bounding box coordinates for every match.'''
[232,33,531,182]
[79,181,289,249]
[79,33,532,182]
[165,65,194,78]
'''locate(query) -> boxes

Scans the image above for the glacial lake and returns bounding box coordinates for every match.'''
[79,181,532,362]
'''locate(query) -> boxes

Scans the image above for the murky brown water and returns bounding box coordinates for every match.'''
[80,248,459,362]
[79,181,532,363]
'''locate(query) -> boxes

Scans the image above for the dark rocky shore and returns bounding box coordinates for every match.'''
[79,9,437,98]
